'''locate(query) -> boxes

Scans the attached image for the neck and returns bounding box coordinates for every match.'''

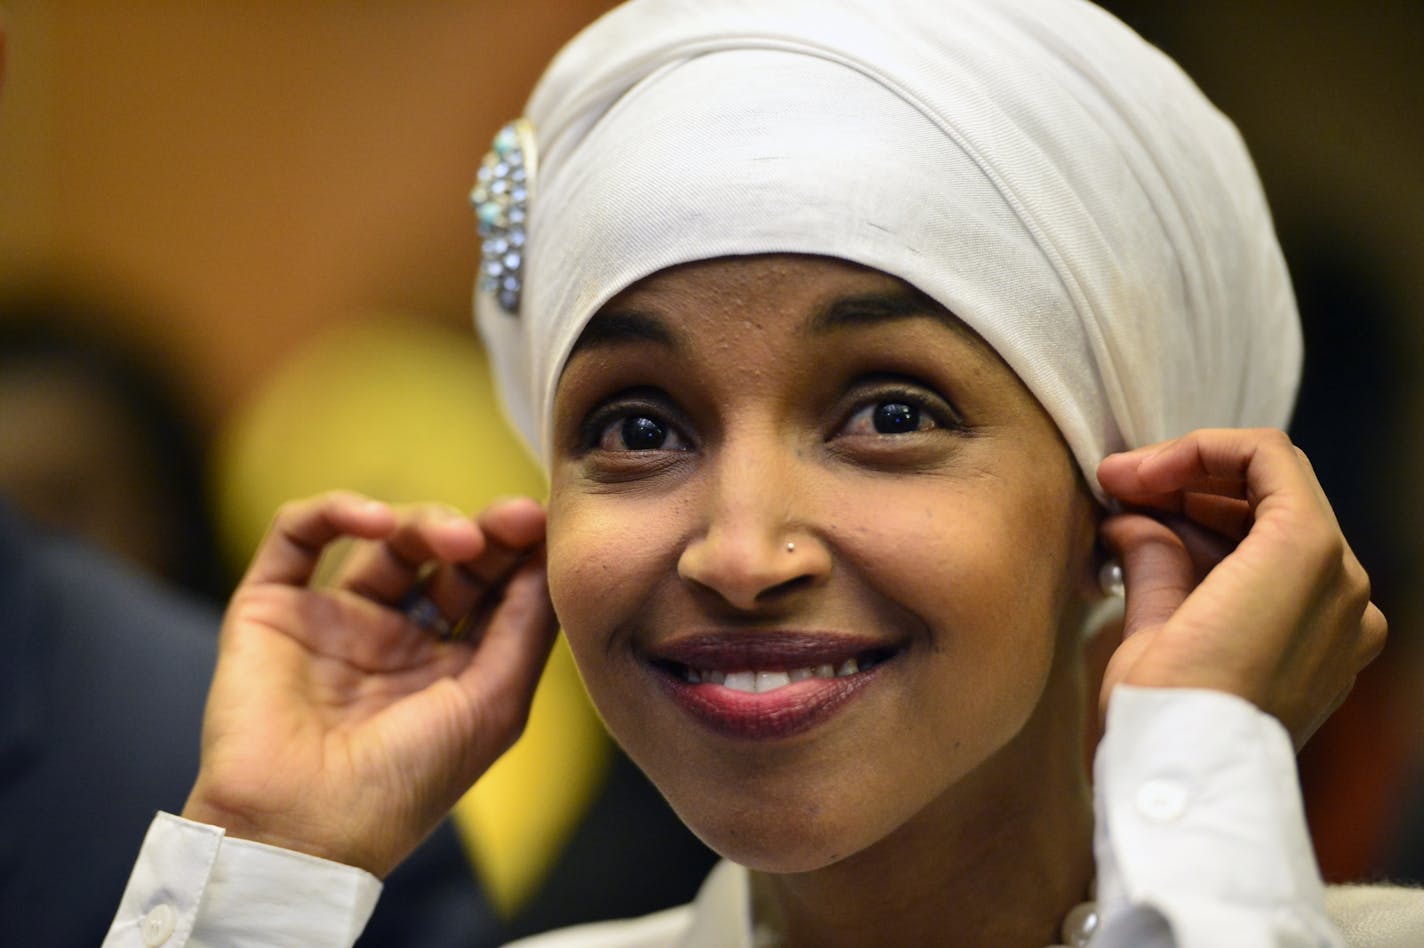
[749,652,1097,948]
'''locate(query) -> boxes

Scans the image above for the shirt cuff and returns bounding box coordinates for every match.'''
[1093,685,1340,948]
[105,811,382,947]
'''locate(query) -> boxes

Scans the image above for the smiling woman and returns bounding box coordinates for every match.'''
[548,256,1099,889]
[101,1,1420,947]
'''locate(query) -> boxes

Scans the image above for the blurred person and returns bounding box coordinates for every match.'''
[0,499,510,946]
[0,293,227,601]
[0,500,218,945]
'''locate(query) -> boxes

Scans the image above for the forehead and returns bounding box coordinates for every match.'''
[567,254,996,364]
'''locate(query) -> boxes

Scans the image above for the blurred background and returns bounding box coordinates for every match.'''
[0,0,1420,939]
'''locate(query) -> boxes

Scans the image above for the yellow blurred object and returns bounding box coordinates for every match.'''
[454,634,611,916]
[214,319,611,917]
[213,320,547,565]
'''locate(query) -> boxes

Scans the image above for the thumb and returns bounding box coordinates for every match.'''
[1100,513,1195,639]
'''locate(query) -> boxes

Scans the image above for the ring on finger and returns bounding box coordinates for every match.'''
[398,587,453,641]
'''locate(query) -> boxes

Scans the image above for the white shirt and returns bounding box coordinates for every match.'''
[102,687,1414,947]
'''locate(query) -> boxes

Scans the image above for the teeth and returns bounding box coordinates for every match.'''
[756,671,791,692]
[723,671,757,693]
[686,659,871,692]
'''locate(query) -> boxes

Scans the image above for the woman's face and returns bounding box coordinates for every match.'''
[547,254,1098,872]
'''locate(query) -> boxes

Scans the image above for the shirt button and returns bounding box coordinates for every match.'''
[140,903,176,946]
[1136,777,1190,823]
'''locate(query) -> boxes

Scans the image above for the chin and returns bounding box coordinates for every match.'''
[692,818,860,874]
[662,777,901,875]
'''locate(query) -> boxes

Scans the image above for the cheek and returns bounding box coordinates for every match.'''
[833,476,1086,678]
[545,490,674,661]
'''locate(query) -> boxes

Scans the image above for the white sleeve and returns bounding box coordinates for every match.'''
[103,812,382,948]
[1092,685,1343,948]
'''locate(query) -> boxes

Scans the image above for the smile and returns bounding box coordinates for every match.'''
[675,651,891,691]
[644,633,900,740]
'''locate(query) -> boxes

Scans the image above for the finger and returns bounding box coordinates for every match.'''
[244,492,396,587]
[1107,493,1254,549]
[1109,491,1254,541]
[422,499,548,643]
[454,556,559,757]
[1098,428,1281,497]
[439,500,549,621]
[1179,492,1253,539]
[334,505,483,605]
[1356,601,1389,669]
[1100,430,1347,608]
[1100,514,1196,638]
[338,498,547,642]
[1103,477,1255,509]
[467,499,548,581]
[411,550,529,645]
[1100,428,1335,531]
[1136,514,1238,581]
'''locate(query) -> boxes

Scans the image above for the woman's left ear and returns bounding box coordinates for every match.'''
[1076,508,1124,639]
[1071,500,1109,601]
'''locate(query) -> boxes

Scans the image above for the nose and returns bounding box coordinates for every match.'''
[676,443,831,612]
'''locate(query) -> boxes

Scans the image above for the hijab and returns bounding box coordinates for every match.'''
[473,0,1300,498]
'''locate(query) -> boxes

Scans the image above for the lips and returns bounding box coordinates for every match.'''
[644,632,899,740]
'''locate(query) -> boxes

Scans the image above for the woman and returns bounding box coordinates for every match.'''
[107,0,1417,945]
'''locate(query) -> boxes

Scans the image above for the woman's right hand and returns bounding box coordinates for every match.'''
[181,491,558,878]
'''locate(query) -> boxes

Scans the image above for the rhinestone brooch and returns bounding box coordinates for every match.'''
[471,118,536,315]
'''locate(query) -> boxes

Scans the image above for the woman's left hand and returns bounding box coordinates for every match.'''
[1095,427,1386,748]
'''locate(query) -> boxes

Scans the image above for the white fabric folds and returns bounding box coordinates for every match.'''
[474,0,1301,494]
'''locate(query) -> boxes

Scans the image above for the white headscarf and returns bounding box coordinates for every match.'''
[474,0,1300,499]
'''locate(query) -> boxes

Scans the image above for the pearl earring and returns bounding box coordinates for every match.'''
[1098,560,1125,598]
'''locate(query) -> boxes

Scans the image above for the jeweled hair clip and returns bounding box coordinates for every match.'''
[471,118,536,316]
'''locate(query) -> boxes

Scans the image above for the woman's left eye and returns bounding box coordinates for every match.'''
[840,395,943,437]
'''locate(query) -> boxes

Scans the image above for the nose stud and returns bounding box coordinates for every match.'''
[786,541,796,553]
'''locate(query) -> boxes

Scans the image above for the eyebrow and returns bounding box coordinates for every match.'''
[568,309,677,359]
[807,290,973,341]
[568,287,980,360]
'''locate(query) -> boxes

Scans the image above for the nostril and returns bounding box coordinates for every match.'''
[678,527,830,611]
[756,573,816,603]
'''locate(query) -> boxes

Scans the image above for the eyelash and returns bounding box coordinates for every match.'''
[576,381,963,457]
[578,391,691,454]
[837,383,962,438]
